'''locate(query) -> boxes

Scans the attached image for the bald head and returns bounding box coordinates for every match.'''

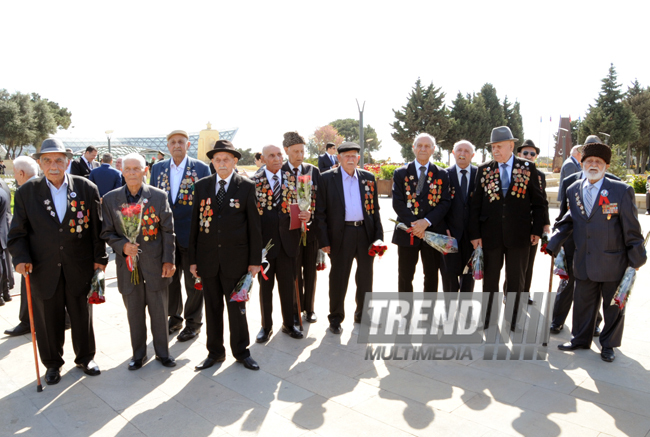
[262,145,283,173]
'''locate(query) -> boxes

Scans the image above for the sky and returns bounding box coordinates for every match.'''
[2,0,649,163]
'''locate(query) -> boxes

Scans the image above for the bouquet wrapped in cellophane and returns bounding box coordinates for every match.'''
[611,267,636,310]
[368,240,387,257]
[553,248,569,280]
[118,202,144,284]
[87,268,105,304]
[389,219,458,254]
[539,232,550,253]
[296,175,312,246]
[463,246,484,280]
[260,239,274,281]
[316,249,327,271]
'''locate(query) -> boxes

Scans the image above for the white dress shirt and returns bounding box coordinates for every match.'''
[169,156,188,202]
[46,177,69,223]
[455,165,471,198]
[216,170,234,194]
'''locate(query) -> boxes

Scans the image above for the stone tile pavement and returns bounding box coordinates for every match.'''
[1,198,650,437]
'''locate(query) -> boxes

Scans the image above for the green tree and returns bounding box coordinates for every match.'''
[236,148,255,165]
[0,92,35,159]
[330,118,382,163]
[479,83,506,131]
[504,97,524,143]
[570,118,582,146]
[448,92,492,161]
[625,80,650,172]
[391,79,452,161]
[312,125,343,154]
[31,93,72,153]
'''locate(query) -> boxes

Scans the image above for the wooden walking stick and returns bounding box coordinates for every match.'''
[542,256,555,347]
[294,278,304,331]
[24,267,43,392]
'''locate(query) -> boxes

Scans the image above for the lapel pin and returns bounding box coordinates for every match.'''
[600,189,608,197]
[70,192,77,198]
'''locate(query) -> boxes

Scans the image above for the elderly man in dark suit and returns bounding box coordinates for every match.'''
[547,138,646,362]
[189,140,262,371]
[150,130,211,342]
[469,127,547,329]
[8,139,108,385]
[282,132,321,323]
[392,133,450,293]
[317,142,384,334]
[70,146,99,178]
[318,142,339,173]
[253,145,310,342]
[101,153,177,369]
[557,145,582,200]
[0,177,11,306]
[441,140,477,293]
[89,153,123,197]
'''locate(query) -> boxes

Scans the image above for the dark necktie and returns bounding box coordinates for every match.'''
[272,174,281,207]
[500,163,509,196]
[294,167,299,177]
[460,169,468,203]
[416,165,426,196]
[330,155,335,165]
[217,180,226,209]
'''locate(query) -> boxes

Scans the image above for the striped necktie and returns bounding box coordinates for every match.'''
[584,184,595,216]
[272,174,281,207]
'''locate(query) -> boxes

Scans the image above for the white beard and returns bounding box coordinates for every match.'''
[586,167,605,182]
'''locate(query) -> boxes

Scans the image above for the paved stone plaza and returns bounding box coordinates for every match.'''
[1,198,649,437]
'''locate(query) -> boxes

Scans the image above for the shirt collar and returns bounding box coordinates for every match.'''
[170,156,188,171]
[46,177,68,192]
[342,169,358,181]
[265,167,282,182]
[583,176,605,193]
[412,160,429,171]
[288,162,302,174]
[216,170,234,186]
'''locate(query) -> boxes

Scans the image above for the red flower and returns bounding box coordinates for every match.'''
[132,204,142,215]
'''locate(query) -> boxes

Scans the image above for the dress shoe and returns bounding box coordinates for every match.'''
[169,322,183,335]
[281,324,304,339]
[237,356,260,371]
[549,324,563,334]
[593,326,602,337]
[294,314,300,325]
[354,315,361,324]
[155,355,177,367]
[195,354,225,370]
[601,347,615,362]
[329,323,343,335]
[45,367,62,385]
[177,327,200,342]
[77,359,101,376]
[0,296,4,306]
[558,342,590,351]
[128,355,147,371]
[527,297,534,305]
[4,324,30,337]
[256,327,273,343]
[306,312,317,323]
[2,291,11,302]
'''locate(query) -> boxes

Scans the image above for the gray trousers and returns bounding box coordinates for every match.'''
[123,285,170,360]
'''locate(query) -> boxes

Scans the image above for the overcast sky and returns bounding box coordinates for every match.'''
[2,0,649,162]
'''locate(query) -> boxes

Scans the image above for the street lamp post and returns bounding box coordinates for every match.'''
[356,99,365,167]
[105,130,114,154]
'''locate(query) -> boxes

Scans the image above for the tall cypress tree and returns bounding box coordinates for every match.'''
[479,83,506,133]
[504,97,524,143]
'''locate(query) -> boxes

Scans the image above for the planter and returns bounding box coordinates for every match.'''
[376,179,392,197]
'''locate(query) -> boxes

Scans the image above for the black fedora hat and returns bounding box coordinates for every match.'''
[517,139,540,155]
[206,140,242,160]
[33,138,73,159]
[486,126,518,145]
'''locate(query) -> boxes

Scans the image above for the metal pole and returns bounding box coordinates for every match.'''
[108,136,111,154]
[356,99,365,167]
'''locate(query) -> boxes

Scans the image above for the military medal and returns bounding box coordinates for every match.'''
[70,192,76,198]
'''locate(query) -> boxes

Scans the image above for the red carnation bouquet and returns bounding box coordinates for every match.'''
[368,240,388,257]
[553,248,569,280]
[118,202,144,284]
[539,232,550,254]
[316,249,327,271]
[463,247,484,280]
[87,268,105,304]
[296,175,312,246]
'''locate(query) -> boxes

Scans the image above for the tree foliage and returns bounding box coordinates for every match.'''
[504,97,524,144]
[312,125,344,155]
[448,92,490,158]
[625,79,650,172]
[330,118,382,162]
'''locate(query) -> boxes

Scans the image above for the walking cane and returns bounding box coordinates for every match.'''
[294,278,304,331]
[542,256,555,347]
[24,267,43,392]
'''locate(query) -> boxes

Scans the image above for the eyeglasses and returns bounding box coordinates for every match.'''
[522,151,536,157]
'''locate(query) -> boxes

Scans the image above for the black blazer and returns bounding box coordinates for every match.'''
[8,175,108,299]
[188,172,262,278]
[443,165,477,242]
[391,161,451,246]
[0,179,10,250]
[316,167,384,255]
[252,167,301,259]
[281,161,322,243]
[468,156,547,250]
[318,153,338,173]
[70,157,97,178]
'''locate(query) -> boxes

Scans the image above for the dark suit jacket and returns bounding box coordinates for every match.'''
[70,157,98,178]
[557,156,581,200]
[89,163,123,197]
[282,161,322,243]
[188,172,262,278]
[316,167,384,255]
[8,175,108,299]
[468,156,547,250]
[318,153,338,173]
[101,185,175,294]
[150,157,211,248]
[391,161,451,246]
[548,178,646,282]
[444,165,477,243]
[252,167,301,259]
[0,181,10,250]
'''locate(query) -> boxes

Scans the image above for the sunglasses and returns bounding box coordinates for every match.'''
[522,151,536,157]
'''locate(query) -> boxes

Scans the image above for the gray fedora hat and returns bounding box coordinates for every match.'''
[486,126,518,145]
[33,138,73,159]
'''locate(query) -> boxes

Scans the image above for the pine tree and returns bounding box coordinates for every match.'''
[625,80,650,172]
[391,79,451,161]
[479,83,506,131]
[504,98,524,143]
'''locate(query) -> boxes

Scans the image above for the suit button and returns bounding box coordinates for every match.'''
[218,215,221,219]
[60,246,63,250]
[57,263,61,267]
[218,230,221,233]
[218,244,221,248]
[59,228,63,232]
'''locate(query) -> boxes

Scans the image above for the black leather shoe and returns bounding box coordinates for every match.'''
[593,326,602,337]
[195,354,225,371]
[77,359,101,376]
[177,327,200,342]
[256,327,273,343]
[237,356,260,371]
[601,347,615,362]
[354,315,361,324]
[128,355,147,371]
[156,355,177,367]
[45,367,62,385]
[329,323,343,335]
[294,314,300,325]
[2,292,12,302]
[4,324,30,336]
[306,312,317,323]
[527,297,534,305]
[550,324,563,334]
[169,323,183,335]
[558,342,590,351]
[281,324,304,339]
[0,296,4,306]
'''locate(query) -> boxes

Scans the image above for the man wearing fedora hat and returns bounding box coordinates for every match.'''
[546,136,646,362]
[8,139,108,384]
[469,127,547,330]
[189,140,262,371]
[150,130,211,342]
